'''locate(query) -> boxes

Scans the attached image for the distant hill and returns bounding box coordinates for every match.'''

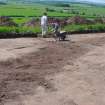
[0,1,7,5]
[1,0,105,6]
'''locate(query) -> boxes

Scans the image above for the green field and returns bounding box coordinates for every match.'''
[0,4,72,17]
[0,2,105,34]
[0,3,105,19]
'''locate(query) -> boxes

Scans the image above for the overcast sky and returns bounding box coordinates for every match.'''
[40,0,105,4]
[0,0,105,4]
[42,0,105,3]
[79,0,105,3]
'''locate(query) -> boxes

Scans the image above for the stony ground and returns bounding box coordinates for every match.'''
[0,33,105,105]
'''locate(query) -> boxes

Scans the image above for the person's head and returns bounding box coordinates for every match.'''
[43,12,47,16]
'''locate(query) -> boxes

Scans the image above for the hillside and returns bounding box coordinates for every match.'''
[2,0,105,6]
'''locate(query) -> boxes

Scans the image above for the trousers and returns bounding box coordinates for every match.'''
[41,24,47,36]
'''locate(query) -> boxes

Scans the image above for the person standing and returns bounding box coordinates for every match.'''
[41,13,48,37]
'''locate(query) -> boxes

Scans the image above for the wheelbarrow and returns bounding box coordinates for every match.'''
[54,31,67,41]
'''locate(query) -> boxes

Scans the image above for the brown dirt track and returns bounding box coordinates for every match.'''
[0,33,105,105]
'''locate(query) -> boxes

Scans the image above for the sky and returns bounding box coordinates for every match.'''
[40,0,105,4]
[0,0,105,4]
[79,0,105,3]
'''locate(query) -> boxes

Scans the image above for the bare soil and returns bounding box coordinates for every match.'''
[0,33,105,105]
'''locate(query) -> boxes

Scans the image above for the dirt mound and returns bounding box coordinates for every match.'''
[95,17,105,24]
[48,18,67,27]
[23,18,39,27]
[67,16,94,24]
[0,16,17,26]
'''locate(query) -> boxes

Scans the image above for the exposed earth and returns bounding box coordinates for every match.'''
[0,33,105,105]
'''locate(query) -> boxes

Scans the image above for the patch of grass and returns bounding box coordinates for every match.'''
[0,26,15,33]
[13,17,30,24]
[0,24,105,35]
[0,26,41,33]
[64,24,105,32]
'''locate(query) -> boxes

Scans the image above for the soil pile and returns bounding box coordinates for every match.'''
[23,18,39,27]
[0,16,17,26]
[95,17,105,24]
[67,16,94,24]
